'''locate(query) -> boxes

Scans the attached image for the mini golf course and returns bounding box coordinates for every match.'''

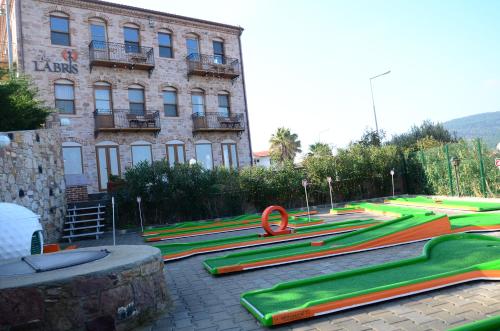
[204,213,451,275]
[344,202,434,217]
[240,233,500,326]
[155,218,383,261]
[204,212,500,275]
[143,212,320,242]
[385,196,500,211]
[449,315,500,331]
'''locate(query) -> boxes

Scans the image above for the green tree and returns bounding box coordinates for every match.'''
[389,120,456,151]
[0,70,51,131]
[308,142,332,157]
[269,127,302,163]
[357,128,385,147]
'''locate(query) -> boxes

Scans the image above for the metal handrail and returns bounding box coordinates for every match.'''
[186,53,240,76]
[94,109,160,130]
[89,41,155,66]
[191,112,245,131]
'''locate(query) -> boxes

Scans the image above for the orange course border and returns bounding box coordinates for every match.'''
[216,216,451,274]
[162,224,372,261]
[271,270,500,325]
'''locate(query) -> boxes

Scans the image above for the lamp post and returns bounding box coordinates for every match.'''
[302,179,311,222]
[369,70,391,135]
[390,169,395,197]
[450,157,461,197]
[327,177,334,210]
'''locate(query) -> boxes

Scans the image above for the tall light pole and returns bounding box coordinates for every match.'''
[369,70,391,135]
[1,0,14,72]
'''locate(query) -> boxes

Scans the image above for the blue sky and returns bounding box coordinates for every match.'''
[113,0,500,154]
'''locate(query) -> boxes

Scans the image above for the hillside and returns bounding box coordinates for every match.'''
[443,111,500,149]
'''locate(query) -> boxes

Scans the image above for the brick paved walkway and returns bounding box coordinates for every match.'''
[76,209,500,330]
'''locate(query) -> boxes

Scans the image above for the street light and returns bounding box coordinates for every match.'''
[369,70,391,134]
[327,177,334,210]
[390,169,395,197]
[450,157,461,197]
[302,179,311,222]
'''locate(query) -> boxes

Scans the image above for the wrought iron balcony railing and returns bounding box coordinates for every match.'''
[192,112,245,132]
[89,41,155,74]
[94,109,160,136]
[186,53,240,79]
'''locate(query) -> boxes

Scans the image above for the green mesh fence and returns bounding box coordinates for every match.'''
[405,139,499,197]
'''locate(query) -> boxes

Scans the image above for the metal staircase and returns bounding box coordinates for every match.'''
[63,203,106,242]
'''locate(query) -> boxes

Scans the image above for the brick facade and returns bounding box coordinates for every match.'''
[8,0,252,193]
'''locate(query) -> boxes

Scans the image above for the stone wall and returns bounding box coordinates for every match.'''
[0,128,66,242]
[0,245,170,331]
[17,0,253,193]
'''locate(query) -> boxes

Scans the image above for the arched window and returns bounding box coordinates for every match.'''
[191,88,205,115]
[95,141,120,191]
[89,17,107,49]
[54,79,75,114]
[50,12,70,46]
[62,142,83,175]
[163,87,178,117]
[185,33,200,59]
[195,140,213,170]
[124,23,140,53]
[128,84,145,115]
[131,141,152,166]
[158,29,173,58]
[166,140,185,166]
[221,140,238,169]
[94,81,112,113]
[217,91,230,117]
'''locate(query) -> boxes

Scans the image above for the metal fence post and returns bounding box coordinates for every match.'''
[477,139,487,197]
[444,144,454,196]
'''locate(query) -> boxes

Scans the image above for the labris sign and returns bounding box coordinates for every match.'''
[34,50,78,74]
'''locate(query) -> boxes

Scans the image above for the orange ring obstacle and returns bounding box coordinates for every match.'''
[261,205,292,237]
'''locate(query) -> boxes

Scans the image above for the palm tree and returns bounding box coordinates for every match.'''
[308,142,332,157]
[269,127,302,163]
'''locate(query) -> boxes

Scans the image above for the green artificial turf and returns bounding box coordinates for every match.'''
[143,210,315,237]
[144,215,325,241]
[155,219,381,257]
[204,214,444,272]
[449,315,500,331]
[387,196,500,211]
[346,202,433,216]
[449,213,500,230]
[241,234,500,326]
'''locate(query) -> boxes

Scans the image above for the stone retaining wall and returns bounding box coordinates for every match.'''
[0,245,170,331]
[0,128,66,242]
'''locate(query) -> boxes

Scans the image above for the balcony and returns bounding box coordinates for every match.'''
[192,112,245,133]
[186,54,240,80]
[89,41,155,75]
[94,109,161,136]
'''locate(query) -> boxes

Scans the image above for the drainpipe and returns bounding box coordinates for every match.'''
[237,28,253,166]
[4,0,13,72]
[15,0,24,73]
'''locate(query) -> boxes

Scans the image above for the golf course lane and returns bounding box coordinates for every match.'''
[143,210,319,237]
[204,214,450,274]
[450,213,500,232]
[241,234,500,326]
[386,196,500,211]
[157,219,381,260]
[145,215,324,242]
[346,202,434,216]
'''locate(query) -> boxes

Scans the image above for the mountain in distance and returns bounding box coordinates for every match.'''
[443,111,500,149]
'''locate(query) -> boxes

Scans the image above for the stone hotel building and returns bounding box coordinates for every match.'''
[2,0,252,193]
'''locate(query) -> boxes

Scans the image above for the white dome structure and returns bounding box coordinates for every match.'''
[0,203,43,260]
